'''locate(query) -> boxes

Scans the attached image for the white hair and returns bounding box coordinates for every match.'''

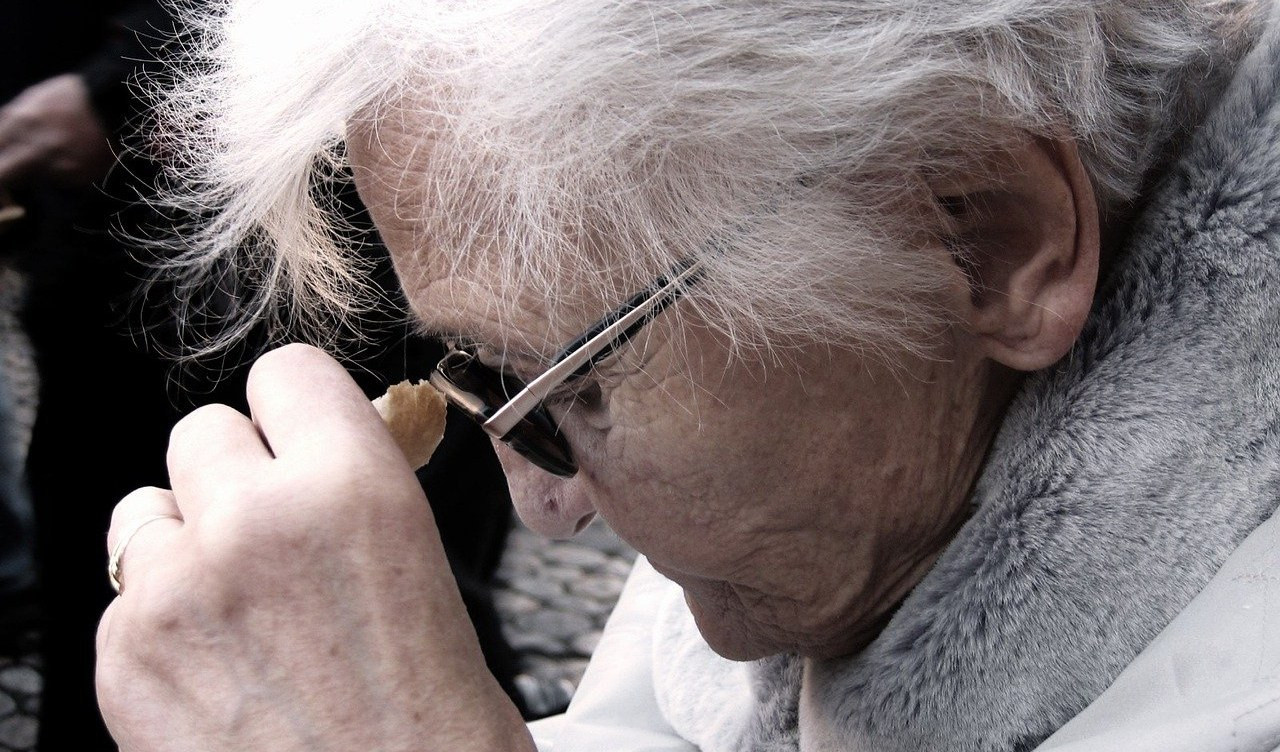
[147,0,1260,361]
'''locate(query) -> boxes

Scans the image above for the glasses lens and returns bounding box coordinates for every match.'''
[504,418,578,477]
[434,351,578,477]
[436,349,525,408]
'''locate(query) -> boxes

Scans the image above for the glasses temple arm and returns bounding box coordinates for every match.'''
[483,257,705,437]
[552,257,706,377]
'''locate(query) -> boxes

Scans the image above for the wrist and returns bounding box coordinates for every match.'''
[476,681,539,752]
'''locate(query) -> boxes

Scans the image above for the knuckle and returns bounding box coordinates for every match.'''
[122,582,217,665]
[247,342,322,385]
[135,582,198,634]
[166,403,250,475]
[168,402,243,446]
[109,486,172,530]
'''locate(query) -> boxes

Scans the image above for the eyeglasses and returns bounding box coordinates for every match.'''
[429,257,707,477]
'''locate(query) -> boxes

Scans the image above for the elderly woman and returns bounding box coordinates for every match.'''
[95,0,1280,750]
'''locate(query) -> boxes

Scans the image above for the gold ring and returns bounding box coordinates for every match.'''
[107,514,178,595]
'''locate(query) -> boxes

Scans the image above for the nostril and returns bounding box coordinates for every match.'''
[508,482,596,539]
[572,512,596,535]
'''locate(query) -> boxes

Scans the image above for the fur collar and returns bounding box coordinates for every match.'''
[656,10,1280,752]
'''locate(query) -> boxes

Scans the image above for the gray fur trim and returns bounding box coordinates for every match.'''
[736,655,802,751]
[741,11,1280,752]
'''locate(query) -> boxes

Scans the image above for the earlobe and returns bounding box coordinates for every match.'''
[937,138,1100,372]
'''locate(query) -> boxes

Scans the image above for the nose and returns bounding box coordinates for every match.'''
[494,443,597,539]
[516,494,597,540]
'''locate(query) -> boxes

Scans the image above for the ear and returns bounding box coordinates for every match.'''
[933,138,1100,371]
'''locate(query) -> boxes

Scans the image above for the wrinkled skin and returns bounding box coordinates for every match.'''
[494,330,1005,660]
[346,121,1015,661]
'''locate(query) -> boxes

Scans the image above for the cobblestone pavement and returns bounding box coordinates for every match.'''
[0,263,639,750]
[497,518,637,710]
[0,651,40,752]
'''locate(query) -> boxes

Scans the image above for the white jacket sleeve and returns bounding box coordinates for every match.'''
[1035,511,1280,752]
[527,557,702,752]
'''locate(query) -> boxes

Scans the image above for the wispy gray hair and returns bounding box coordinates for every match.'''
[148,0,1260,361]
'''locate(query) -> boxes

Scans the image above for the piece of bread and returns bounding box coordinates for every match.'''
[372,379,448,470]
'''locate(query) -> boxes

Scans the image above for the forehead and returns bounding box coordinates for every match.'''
[346,114,637,354]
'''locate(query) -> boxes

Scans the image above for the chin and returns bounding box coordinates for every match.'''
[683,588,880,661]
[683,590,783,662]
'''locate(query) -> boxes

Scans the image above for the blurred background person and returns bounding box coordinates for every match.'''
[0,5,178,750]
[0,195,36,655]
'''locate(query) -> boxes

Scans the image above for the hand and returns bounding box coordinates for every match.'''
[96,344,535,752]
[0,74,114,188]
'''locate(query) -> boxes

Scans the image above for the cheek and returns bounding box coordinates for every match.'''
[600,378,787,495]
[579,363,868,584]
[582,397,780,565]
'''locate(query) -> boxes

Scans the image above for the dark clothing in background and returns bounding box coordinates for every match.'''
[0,2,171,608]
[2,5,527,750]
[3,4,182,750]
[1,3,140,100]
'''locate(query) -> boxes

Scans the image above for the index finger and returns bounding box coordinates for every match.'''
[244,343,394,461]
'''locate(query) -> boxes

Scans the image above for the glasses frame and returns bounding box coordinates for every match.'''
[429,256,707,477]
